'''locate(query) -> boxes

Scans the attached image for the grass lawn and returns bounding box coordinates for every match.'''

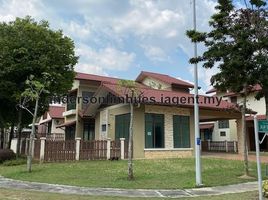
[0,188,262,200]
[0,158,266,189]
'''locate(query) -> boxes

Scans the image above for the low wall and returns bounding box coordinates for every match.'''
[144,149,193,159]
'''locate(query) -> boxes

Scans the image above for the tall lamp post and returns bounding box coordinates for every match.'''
[193,0,202,186]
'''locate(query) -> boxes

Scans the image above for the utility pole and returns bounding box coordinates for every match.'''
[193,0,202,186]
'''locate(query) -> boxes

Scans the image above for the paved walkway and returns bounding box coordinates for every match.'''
[202,152,268,163]
[0,176,258,198]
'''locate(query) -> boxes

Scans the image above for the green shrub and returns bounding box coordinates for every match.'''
[263,180,268,197]
[2,158,26,166]
[0,149,15,163]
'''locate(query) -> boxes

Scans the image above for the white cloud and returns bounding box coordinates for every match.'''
[60,21,91,40]
[0,0,219,86]
[75,44,136,74]
[0,0,44,22]
[141,45,168,62]
[76,63,108,76]
[189,64,220,92]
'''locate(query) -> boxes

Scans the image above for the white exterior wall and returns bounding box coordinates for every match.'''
[236,93,266,115]
[209,91,265,141]
[51,119,65,134]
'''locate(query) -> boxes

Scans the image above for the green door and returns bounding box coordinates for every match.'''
[83,119,95,140]
[145,113,164,148]
[173,115,190,148]
[115,113,130,140]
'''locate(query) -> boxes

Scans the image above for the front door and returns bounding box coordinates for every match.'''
[145,113,164,148]
[83,119,95,140]
[65,125,76,140]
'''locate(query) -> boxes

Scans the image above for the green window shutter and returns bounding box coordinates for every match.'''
[173,115,190,148]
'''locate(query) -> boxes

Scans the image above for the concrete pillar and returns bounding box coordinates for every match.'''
[19,138,24,154]
[208,140,211,151]
[234,141,237,153]
[225,140,228,152]
[107,138,111,160]
[40,137,46,163]
[120,138,125,160]
[10,138,18,153]
[75,137,81,161]
[236,118,244,154]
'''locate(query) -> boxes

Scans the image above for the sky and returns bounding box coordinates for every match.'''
[0,0,227,93]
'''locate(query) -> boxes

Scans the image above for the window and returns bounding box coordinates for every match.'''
[82,91,95,109]
[101,124,107,132]
[218,120,229,129]
[115,114,130,139]
[230,96,237,104]
[67,95,76,110]
[173,115,190,148]
[220,131,226,137]
[145,113,164,148]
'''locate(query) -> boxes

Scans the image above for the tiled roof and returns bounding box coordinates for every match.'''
[206,85,262,96]
[246,115,267,121]
[56,120,76,128]
[101,83,239,112]
[49,106,65,119]
[136,71,194,88]
[200,123,214,129]
[206,88,217,94]
[75,72,119,84]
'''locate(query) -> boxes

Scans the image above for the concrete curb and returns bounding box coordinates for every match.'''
[0,176,258,198]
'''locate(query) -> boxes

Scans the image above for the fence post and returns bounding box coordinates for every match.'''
[40,137,46,163]
[225,140,228,152]
[107,138,111,160]
[75,137,81,161]
[25,138,29,155]
[234,141,237,153]
[120,138,125,160]
[208,140,211,151]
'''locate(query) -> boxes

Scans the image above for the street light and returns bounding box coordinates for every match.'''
[192,0,202,186]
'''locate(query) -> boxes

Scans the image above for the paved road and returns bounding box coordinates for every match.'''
[0,176,258,198]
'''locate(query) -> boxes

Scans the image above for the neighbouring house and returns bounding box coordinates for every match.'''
[57,71,245,159]
[204,85,267,151]
[38,105,65,140]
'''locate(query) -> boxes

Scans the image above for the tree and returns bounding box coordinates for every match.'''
[21,74,50,172]
[117,80,141,180]
[0,16,78,154]
[186,0,267,176]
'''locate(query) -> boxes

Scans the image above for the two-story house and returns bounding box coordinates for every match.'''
[56,71,245,159]
[38,105,65,140]
[203,85,267,151]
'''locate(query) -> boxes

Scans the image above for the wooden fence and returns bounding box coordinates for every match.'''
[44,140,76,162]
[202,140,238,153]
[18,138,128,162]
[80,140,107,160]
